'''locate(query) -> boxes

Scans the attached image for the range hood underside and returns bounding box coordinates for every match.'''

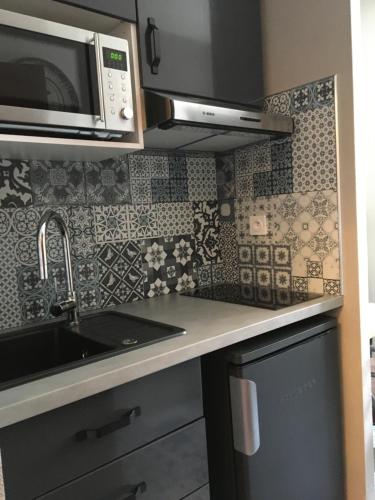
[144,124,273,152]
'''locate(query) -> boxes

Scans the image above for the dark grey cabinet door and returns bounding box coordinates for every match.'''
[37,419,208,500]
[137,0,263,105]
[54,0,137,22]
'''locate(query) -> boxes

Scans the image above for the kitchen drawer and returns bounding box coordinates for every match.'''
[0,359,203,500]
[37,419,208,500]
[185,484,210,499]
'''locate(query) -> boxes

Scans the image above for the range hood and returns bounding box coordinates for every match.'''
[143,91,294,152]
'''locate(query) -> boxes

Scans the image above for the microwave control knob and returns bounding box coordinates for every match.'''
[120,107,134,120]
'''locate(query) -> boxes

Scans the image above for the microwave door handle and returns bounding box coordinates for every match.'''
[93,33,105,123]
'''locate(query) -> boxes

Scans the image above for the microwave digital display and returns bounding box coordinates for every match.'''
[102,47,127,71]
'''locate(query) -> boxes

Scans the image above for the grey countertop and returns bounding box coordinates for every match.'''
[0,293,343,429]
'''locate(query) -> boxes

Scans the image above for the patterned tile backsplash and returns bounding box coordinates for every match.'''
[0,75,341,333]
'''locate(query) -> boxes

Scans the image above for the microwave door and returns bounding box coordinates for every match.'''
[0,20,104,132]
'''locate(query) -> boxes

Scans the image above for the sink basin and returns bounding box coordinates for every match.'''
[0,324,114,390]
[0,311,185,391]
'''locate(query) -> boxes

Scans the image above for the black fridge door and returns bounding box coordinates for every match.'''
[137,0,263,105]
[230,329,344,500]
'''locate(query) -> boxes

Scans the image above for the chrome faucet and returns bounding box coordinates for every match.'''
[37,210,79,327]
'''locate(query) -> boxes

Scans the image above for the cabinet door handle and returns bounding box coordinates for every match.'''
[75,406,141,441]
[147,17,161,74]
[123,481,147,500]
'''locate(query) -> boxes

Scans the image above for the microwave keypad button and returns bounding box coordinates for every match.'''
[108,71,112,78]
[108,83,113,89]
[121,73,126,80]
[122,85,126,92]
[110,94,115,101]
[111,108,116,115]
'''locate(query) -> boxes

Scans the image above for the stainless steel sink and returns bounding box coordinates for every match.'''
[0,311,185,391]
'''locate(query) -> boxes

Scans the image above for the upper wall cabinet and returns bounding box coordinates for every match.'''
[137,0,263,105]
[54,0,137,22]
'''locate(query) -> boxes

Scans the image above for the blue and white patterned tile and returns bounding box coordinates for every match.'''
[168,154,188,179]
[85,158,131,205]
[30,160,85,206]
[0,160,32,208]
[98,241,144,307]
[68,205,97,259]
[216,153,236,200]
[292,276,308,292]
[219,223,239,283]
[312,77,334,107]
[323,278,341,296]
[151,178,171,203]
[253,171,272,198]
[271,139,292,170]
[291,83,314,113]
[197,265,213,287]
[93,205,129,244]
[130,177,152,204]
[273,269,292,289]
[0,236,22,329]
[193,201,222,265]
[292,104,337,192]
[187,155,217,202]
[218,199,235,224]
[263,91,292,116]
[272,169,293,195]
[142,235,196,297]
[169,178,189,202]
[128,204,159,239]
[157,202,193,237]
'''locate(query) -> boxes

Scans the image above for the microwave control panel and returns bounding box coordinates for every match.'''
[98,34,135,134]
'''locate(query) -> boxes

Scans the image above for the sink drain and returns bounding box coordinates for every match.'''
[121,338,139,346]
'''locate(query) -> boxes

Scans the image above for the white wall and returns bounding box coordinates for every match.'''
[261,0,373,498]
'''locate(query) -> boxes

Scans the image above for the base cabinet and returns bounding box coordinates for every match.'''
[37,419,208,500]
[0,359,206,500]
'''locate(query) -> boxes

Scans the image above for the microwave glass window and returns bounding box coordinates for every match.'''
[0,24,100,115]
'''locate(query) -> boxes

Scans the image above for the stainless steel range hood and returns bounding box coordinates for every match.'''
[143,91,294,152]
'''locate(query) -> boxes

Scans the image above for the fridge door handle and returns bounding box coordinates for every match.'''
[229,376,260,456]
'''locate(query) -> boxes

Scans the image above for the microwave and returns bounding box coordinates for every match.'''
[0,9,135,140]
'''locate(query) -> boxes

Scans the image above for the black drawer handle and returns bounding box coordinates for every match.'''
[75,406,141,442]
[123,481,147,500]
[147,17,161,74]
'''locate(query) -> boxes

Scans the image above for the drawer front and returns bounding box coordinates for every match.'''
[38,419,208,500]
[1,359,202,500]
[185,484,210,499]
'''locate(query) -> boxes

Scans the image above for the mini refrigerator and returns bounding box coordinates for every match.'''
[202,315,344,500]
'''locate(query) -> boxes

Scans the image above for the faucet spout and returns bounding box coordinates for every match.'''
[37,210,79,327]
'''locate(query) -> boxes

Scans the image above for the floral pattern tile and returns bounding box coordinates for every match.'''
[85,158,131,205]
[0,160,32,208]
[193,201,222,265]
[141,235,196,298]
[30,160,85,205]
